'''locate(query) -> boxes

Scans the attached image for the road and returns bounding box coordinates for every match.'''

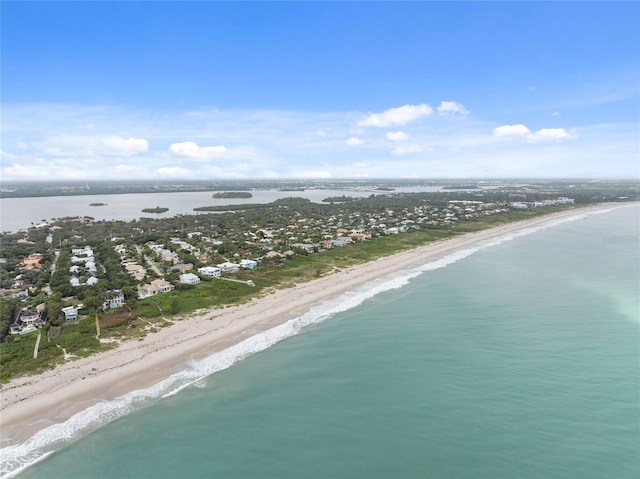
[44,250,61,296]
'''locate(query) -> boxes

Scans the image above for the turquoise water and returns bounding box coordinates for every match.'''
[8,205,640,478]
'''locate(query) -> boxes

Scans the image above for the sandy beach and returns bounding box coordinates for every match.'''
[0,204,624,444]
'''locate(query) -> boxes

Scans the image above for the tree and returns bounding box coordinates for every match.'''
[46,294,64,326]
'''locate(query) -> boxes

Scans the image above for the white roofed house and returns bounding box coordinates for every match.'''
[179,273,200,285]
[239,259,258,269]
[101,290,125,310]
[72,246,93,256]
[198,266,221,277]
[85,260,98,274]
[61,305,80,322]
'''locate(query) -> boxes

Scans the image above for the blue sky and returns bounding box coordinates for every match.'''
[2,1,639,181]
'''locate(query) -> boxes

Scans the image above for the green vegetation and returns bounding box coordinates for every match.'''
[194,197,313,212]
[323,195,355,203]
[142,207,169,213]
[212,192,253,199]
[0,329,63,382]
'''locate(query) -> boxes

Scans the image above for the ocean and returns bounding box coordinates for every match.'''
[4,205,639,478]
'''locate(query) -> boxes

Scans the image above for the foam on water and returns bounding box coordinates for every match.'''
[0,205,628,478]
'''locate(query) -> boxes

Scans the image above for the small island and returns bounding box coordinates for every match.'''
[212,192,253,199]
[141,207,169,213]
[89,202,108,206]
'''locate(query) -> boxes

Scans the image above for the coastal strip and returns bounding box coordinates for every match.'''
[0,203,629,446]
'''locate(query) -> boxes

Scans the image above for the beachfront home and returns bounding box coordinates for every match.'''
[61,305,80,322]
[10,308,47,334]
[138,279,175,299]
[179,273,200,285]
[239,259,258,269]
[101,290,125,310]
[290,243,319,254]
[198,266,221,277]
[217,262,240,273]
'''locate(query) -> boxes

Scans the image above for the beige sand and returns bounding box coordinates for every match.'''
[0,204,625,443]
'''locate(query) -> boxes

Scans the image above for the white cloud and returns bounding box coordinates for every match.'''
[437,101,470,116]
[353,162,369,168]
[168,141,227,159]
[168,141,252,161]
[34,134,148,157]
[525,128,577,143]
[358,104,433,127]
[493,124,531,137]
[493,124,576,143]
[386,131,409,141]
[391,145,424,156]
[346,137,364,145]
[316,130,327,137]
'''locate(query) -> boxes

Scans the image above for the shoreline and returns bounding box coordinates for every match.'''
[0,203,630,446]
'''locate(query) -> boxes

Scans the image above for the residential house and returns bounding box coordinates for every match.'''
[125,264,147,281]
[10,308,47,334]
[138,279,175,299]
[217,262,240,273]
[198,266,221,277]
[61,305,80,322]
[331,239,349,247]
[170,263,193,274]
[291,243,319,254]
[72,246,93,256]
[101,290,125,310]
[179,273,200,285]
[239,259,258,269]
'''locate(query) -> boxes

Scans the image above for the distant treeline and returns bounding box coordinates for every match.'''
[194,197,313,212]
[322,195,355,203]
[212,192,253,199]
